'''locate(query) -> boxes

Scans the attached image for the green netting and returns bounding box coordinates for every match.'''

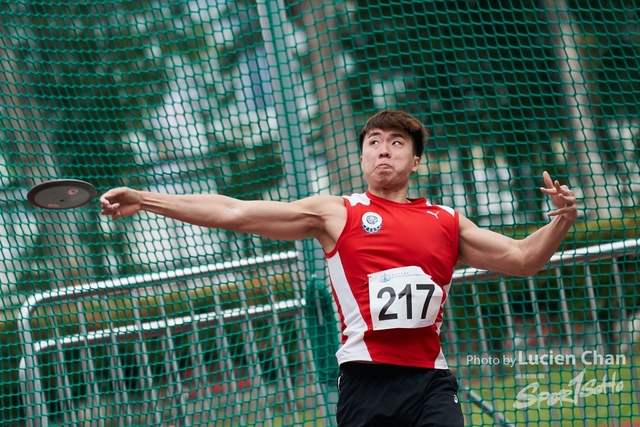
[1,0,639,426]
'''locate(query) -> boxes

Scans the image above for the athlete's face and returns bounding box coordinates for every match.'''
[360,127,420,190]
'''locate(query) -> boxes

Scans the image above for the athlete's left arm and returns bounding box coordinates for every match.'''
[457,171,577,277]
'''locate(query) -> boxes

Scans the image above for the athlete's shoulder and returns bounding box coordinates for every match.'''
[342,192,371,207]
[424,201,457,218]
[295,194,344,212]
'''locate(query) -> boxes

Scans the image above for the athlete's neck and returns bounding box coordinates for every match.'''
[367,188,411,203]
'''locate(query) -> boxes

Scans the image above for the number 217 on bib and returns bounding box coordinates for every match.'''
[369,270,444,331]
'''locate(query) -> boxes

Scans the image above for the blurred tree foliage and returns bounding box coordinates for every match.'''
[0,0,183,298]
[340,0,640,222]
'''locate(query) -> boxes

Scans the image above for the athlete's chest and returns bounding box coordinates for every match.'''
[350,206,454,249]
[339,204,458,283]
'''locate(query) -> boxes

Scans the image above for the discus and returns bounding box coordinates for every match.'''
[27,179,97,210]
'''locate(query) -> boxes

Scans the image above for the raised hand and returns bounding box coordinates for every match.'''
[539,171,578,221]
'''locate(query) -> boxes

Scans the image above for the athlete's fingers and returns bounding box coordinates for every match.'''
[547,206,574,217]
[542,171,554,189]
[548,196,578,219]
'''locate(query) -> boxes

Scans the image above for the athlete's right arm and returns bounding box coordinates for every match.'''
[99,188,346,250]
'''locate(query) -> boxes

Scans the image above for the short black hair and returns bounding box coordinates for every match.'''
[358,110,428,157]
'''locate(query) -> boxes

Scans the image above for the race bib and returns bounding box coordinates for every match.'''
[369,266,443,331]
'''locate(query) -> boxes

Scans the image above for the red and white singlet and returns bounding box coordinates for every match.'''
[325,191,459,369]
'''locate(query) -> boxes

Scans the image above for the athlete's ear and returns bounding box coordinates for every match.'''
[411,155,420,172]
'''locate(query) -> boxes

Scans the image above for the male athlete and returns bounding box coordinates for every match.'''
[100,110,577,426]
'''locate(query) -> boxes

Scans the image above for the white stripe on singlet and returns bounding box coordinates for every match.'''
[326,251,372,363]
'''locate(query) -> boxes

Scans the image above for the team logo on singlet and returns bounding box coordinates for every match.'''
[362,212,382,233]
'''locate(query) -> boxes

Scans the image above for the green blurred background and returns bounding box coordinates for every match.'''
[1,1,639,426]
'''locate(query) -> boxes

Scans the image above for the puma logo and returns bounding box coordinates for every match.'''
[426,211,439,219]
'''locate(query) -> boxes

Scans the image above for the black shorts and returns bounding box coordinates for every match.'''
[336,362,465,427]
